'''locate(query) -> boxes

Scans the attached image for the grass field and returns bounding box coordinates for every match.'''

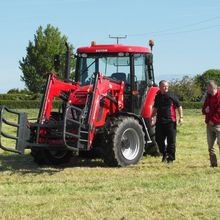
[0,109,220,220]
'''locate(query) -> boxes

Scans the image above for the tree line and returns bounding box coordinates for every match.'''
[14,24,220,100]
[169,69,220,102]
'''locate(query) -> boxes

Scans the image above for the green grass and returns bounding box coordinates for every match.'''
[0,109,220,220]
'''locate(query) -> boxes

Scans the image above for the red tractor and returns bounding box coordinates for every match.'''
[0,41,159,167]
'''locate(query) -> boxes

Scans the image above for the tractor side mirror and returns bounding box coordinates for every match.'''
[54,54,61,71]
[145,53,153,65]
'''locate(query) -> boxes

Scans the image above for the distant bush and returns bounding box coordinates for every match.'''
[181,101,202,109]
[169,76,202,102]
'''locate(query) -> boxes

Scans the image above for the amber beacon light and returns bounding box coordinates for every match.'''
[149,39,154,51]
[91,41,96,46]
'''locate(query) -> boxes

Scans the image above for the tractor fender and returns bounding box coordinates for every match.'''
[141,86,159,119]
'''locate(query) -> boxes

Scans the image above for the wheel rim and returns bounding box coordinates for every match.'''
[121,128,140,160]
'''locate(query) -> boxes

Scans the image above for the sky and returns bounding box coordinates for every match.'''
[0,0,220,93]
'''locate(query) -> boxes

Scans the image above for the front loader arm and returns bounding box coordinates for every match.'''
[87,72,124,146]
[38,73,79,123]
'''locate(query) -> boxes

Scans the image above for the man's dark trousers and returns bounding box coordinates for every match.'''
[155,122,176,161]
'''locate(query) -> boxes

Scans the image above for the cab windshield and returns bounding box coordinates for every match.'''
[77,55,130,86]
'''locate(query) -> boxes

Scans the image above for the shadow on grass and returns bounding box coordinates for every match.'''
[0,153,107,174]
[64,155,106,168]
[0,153,57,174]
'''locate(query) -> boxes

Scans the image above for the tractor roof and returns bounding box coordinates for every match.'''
[77,44,151,54]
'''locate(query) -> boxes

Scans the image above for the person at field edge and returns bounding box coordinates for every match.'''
[151,80,183,163]
[202,80,220,167]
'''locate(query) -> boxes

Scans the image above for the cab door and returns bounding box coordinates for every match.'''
[132,53,149,115]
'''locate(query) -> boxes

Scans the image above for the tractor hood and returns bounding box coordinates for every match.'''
[68,84,92,106]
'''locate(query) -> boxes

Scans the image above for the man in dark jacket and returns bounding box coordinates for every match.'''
[151,80,183,163]
[202,80,220,167]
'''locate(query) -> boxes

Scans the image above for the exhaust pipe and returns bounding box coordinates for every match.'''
[64,42,71,82]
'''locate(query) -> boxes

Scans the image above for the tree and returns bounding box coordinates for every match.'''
[195,69,220,93]
[7,88,30,94]
[19,24,74,93]
[169,76,202,102]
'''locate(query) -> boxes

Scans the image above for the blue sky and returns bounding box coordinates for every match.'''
[0,0,220,93]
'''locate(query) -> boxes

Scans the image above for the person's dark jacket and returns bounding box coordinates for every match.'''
[153,91,181,124]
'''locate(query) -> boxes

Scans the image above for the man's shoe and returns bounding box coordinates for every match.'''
[161,155,167,162]
[210,154,218,167]
[167,160,173,164]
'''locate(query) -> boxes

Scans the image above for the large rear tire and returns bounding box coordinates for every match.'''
[103,116,145,167]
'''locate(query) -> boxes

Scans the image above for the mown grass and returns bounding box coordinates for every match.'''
[0,109,220,220]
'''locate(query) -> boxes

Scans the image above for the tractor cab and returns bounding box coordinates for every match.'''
[75,42,155,114]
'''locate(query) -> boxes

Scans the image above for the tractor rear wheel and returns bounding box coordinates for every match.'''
[103,116,145,167]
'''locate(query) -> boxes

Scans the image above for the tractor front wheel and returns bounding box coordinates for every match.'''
[31,148,73,165]
[45,149,73,165]
[103,116,145,167]
[30,111,73,165]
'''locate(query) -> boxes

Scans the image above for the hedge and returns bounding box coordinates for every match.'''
[0,94,40,101]
[0,100,202,109]
[0,100,62,109]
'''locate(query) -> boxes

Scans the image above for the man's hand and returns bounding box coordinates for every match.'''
[150,107,157,127]
[179,117,183,125]
[208,120,214,126]
[177,106,183,125]
[150,117,156,127]
[205,106,210,113]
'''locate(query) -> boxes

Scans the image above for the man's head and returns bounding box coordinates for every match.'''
[207,80,218,96]
[159,80,169,94]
